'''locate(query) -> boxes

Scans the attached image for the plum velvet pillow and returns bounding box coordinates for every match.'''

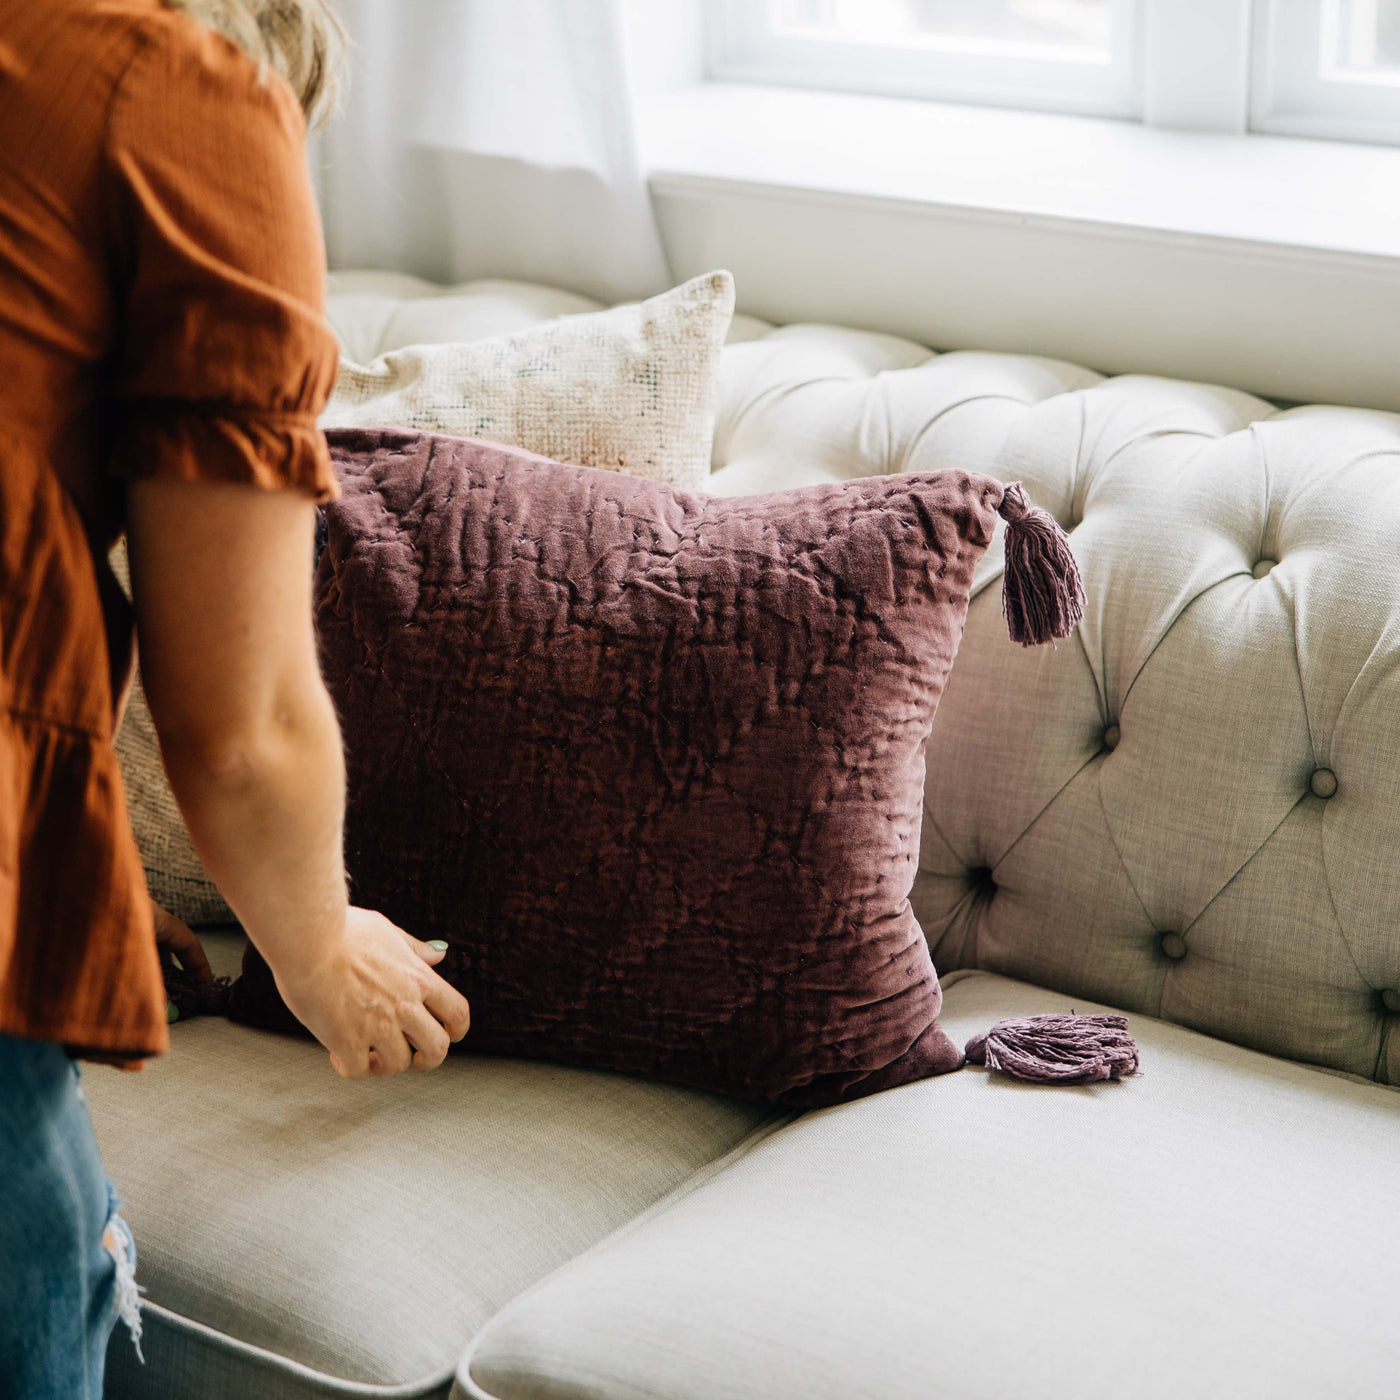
[231,428,1017,1106]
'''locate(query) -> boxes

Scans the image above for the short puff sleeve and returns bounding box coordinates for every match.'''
[105,18,339,501]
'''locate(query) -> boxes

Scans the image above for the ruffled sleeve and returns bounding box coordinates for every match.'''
[103,17,339,500]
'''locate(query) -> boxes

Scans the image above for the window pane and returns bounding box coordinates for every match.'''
[1251,0,1400,143]
[771,0,1114,59]
[1324,0,1400,79]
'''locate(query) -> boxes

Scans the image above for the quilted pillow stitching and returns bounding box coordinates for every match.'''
[233,428,1010,1106]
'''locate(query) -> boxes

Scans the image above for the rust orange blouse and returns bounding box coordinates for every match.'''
[0,0,338,1062]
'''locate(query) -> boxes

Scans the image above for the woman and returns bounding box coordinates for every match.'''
[0,2,471,1394]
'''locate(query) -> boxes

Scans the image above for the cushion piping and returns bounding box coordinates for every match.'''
[123,1298,457,1399]
[456,1105,800,1400]
[121,1105,797,1399]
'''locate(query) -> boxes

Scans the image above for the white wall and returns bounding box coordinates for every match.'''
[624,0,706,97]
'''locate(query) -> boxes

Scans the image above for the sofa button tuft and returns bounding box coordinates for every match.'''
[1310,767,1338,799]
[1103,724,1120,752]
[969,865,996,895]
[1382,988,1400,1014]
[1160,932,1188,960]
[1252,558,1277,579]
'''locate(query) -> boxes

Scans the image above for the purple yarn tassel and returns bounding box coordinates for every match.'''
[965,1014,1139,1084]
[997,482,1085,646]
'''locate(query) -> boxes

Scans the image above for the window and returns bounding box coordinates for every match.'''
[708,0,1142,119]
[709,0,1400,144]
[1253,0,1400,143]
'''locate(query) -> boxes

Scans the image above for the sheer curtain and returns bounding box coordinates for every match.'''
[318,0,672,304]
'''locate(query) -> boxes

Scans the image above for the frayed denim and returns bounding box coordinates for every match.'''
[0,1034,141,1400]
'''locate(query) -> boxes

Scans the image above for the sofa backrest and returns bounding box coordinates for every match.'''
[327,274,1400,1088]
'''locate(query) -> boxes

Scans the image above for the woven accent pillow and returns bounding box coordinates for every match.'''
[113,272,733,926]
[229,427,1018,1107]
[321,270,733,492]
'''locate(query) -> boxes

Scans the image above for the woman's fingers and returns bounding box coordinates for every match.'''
[151,899,215,984]
[170,927,215,984]
[329,1047,370,1081]
[391,926,468,1043]
[399,928,448,965]
[403,1003,452,1071]
[282,910,469,1079]
[367,1034,414,1078]
[423,976,471,1044]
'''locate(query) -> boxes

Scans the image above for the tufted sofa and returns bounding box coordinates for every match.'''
[90,272,1400,1400]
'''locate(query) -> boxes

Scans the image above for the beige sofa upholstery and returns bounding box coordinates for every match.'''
[88,272,1400,1400]
[461,970,1400,1400]
[95,933,777,1399]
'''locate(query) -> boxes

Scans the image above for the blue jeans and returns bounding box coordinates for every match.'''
[0,1034,142,1400]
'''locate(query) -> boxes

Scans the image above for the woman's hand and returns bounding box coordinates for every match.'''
[151,899,213,984]
[272,907,471,1079]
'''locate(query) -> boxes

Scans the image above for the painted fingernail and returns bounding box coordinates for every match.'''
[427,940,448,952]
[166,1000,179,1024]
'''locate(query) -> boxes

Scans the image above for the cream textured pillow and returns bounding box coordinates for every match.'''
[321,270,734,492]
[114,271,734,925]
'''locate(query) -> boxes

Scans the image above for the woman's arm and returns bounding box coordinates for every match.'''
[126,477,470,1078]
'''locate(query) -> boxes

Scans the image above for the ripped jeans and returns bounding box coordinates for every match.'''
[0,1034,142,1400]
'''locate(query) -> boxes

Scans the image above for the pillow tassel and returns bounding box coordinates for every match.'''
[997,482,1085,646]
[965,1014,1139,1085]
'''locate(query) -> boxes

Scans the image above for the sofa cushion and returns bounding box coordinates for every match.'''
[459,970,1400,1400]
[231,430,1031,1106]
[325,273,608,367]
[85,934,774,1400]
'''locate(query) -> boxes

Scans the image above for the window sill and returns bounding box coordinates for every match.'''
[639,83,1400,411]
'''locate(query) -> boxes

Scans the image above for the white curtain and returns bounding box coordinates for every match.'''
[319,0,672,304]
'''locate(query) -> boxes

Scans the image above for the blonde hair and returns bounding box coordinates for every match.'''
[162,0,347,129]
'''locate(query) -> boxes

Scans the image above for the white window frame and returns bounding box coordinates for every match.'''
[707,0,1144,121]
[707,1,1400,146]
[1252,0,1400,145]
[1141,0,1253,132]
